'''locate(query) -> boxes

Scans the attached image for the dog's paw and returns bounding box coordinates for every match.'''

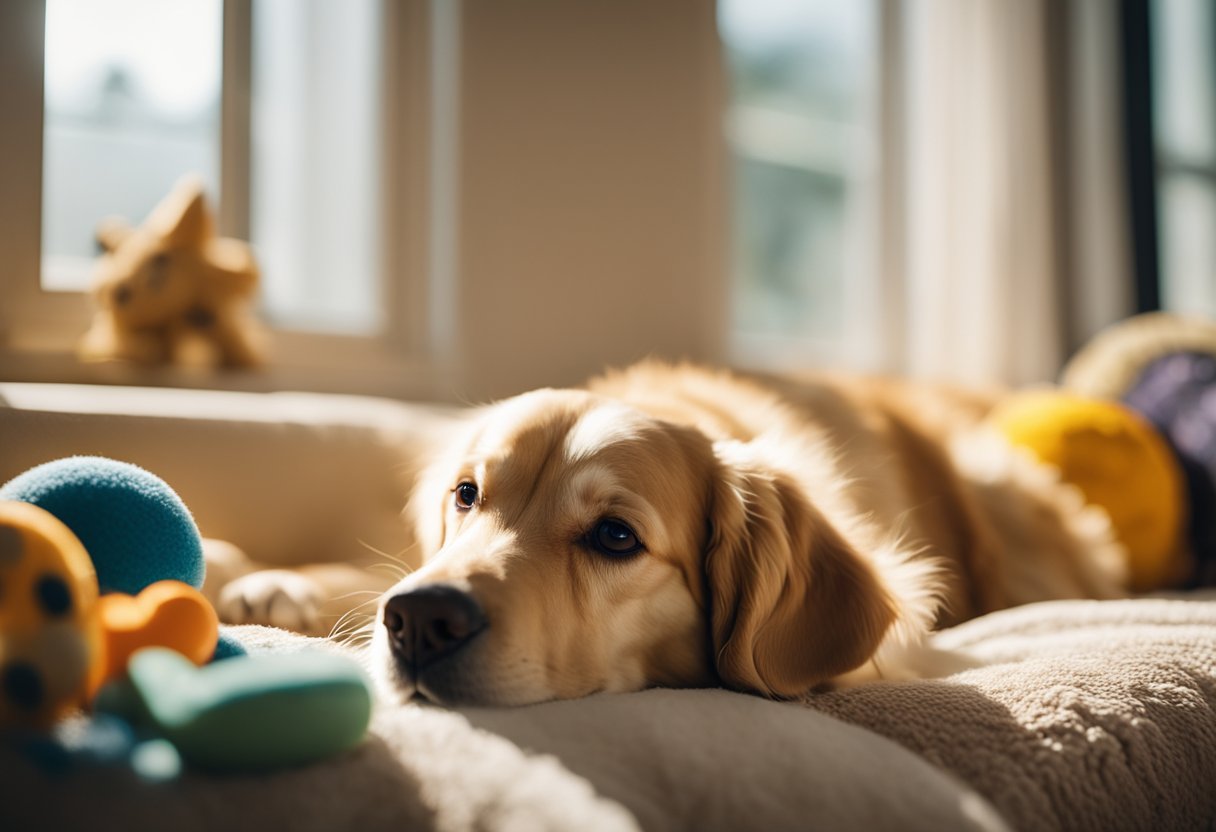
[217,569,324,633]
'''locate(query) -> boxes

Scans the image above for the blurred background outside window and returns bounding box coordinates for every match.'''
[718,0,878,364]
[250,0,382,334]
[41,0,880,370]
[7,0,1215,400]
[41,0,222,291]
[1153,0,1216,320]
[41,0,382,334]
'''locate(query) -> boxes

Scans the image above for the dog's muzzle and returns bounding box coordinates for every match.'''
[382,584,487,674]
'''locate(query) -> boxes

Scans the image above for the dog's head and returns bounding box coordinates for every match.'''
[371,388,897,705]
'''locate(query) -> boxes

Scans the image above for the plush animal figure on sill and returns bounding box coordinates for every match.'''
[77,175,264,369]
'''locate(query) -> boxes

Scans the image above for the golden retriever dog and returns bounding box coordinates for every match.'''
[367,362,1126,706]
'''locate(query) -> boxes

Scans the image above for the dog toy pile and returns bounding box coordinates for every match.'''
[1062,312,1216,587]
[992,312,1216,591]
[98,648,373,772]
[0,501,102,726]
[0,456,372,776]
[0,456,206,595]
[77,175,264,368]
[989,391,1186,591]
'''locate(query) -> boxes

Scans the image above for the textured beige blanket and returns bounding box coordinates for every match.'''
[813,597,1216,830]
[3,597,1214,832]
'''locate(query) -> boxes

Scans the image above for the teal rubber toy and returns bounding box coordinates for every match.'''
[98,648,373,772]
[212,630,247,661]
[0,457,204,594]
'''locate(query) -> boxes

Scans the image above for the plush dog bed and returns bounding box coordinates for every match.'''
[3,596,1215,831]
[3,383,1215,831]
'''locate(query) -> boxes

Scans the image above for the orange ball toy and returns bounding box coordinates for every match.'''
[990,390,1187,591]
[96,580,219,691]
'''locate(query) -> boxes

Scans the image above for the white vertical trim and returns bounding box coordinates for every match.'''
[379,0,437,366]
[876,0,907,375]
[903,0,1064,386]
[834,1,890,374]
[220,0,252,239]
[697,3,730,366]
[0,0,90,349]
[1063,0,1134,347]
[427,0,461,379]
[0,1,47,343]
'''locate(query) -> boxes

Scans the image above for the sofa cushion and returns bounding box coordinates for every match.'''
[0,382,455,570]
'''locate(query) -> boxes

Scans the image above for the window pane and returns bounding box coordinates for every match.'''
[1152,0,1216,167]
[719,0,877,343]
[42,0,221,291]
[1151,0,1216,317]
[1159,174,1216,318]
[733,156,846,335]
[250,0,383,335]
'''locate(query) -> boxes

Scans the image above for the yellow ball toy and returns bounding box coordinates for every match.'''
[989,390,1187,592]
[0,500,103,727]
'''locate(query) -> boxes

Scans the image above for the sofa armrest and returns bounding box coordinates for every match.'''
[0,382,456,572]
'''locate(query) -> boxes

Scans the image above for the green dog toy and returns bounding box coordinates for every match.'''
[98,648,372,772]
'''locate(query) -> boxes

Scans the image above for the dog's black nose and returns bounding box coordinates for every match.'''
[383,584,487,671]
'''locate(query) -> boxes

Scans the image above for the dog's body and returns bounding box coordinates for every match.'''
[361,363,1126,705]
[219,363,1127,705]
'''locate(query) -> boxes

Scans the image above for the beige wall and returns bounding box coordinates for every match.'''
[446,0,726,400]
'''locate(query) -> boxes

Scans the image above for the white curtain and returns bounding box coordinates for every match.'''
[899,0,1133,386]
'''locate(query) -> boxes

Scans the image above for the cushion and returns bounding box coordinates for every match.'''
[4,383,1215,831]
[6,596,1216,831]
[2,624,1005,832]
[0,382,455,569]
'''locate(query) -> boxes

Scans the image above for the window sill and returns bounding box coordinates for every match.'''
[0,337,443,401]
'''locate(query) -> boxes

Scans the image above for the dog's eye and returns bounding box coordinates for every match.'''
[454,482,479,510]
[592,519,643,557]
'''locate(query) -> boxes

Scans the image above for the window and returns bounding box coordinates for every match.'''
[1152,0,1216,318]
[41,0,384,334]
[1,2,728,400]
[42,0,222,292]
[250,0,383,334]
[1,0,432,396]
[719,0,882,368]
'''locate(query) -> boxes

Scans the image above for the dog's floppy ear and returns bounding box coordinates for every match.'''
[706,440,897,697]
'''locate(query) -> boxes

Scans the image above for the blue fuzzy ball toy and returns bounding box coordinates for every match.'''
[0,457,204,595]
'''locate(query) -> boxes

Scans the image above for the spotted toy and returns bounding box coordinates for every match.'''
[1,458,370,774]
[0,501,102,727]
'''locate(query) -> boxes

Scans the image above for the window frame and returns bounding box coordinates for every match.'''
[1148,0,1216,319]
[0,0,446,399]
[722,0,904,377]
[0,1,731,403]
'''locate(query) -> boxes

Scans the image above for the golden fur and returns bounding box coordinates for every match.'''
[370,362,1126,705]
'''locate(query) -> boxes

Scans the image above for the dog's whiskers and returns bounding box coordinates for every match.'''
[328,600,380,641]
[331,622,376,648]
[368,562,411,580]
[328,589,383,603]
[356,539,417,578]
[329,611,373,638]
[335,626,375,644]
